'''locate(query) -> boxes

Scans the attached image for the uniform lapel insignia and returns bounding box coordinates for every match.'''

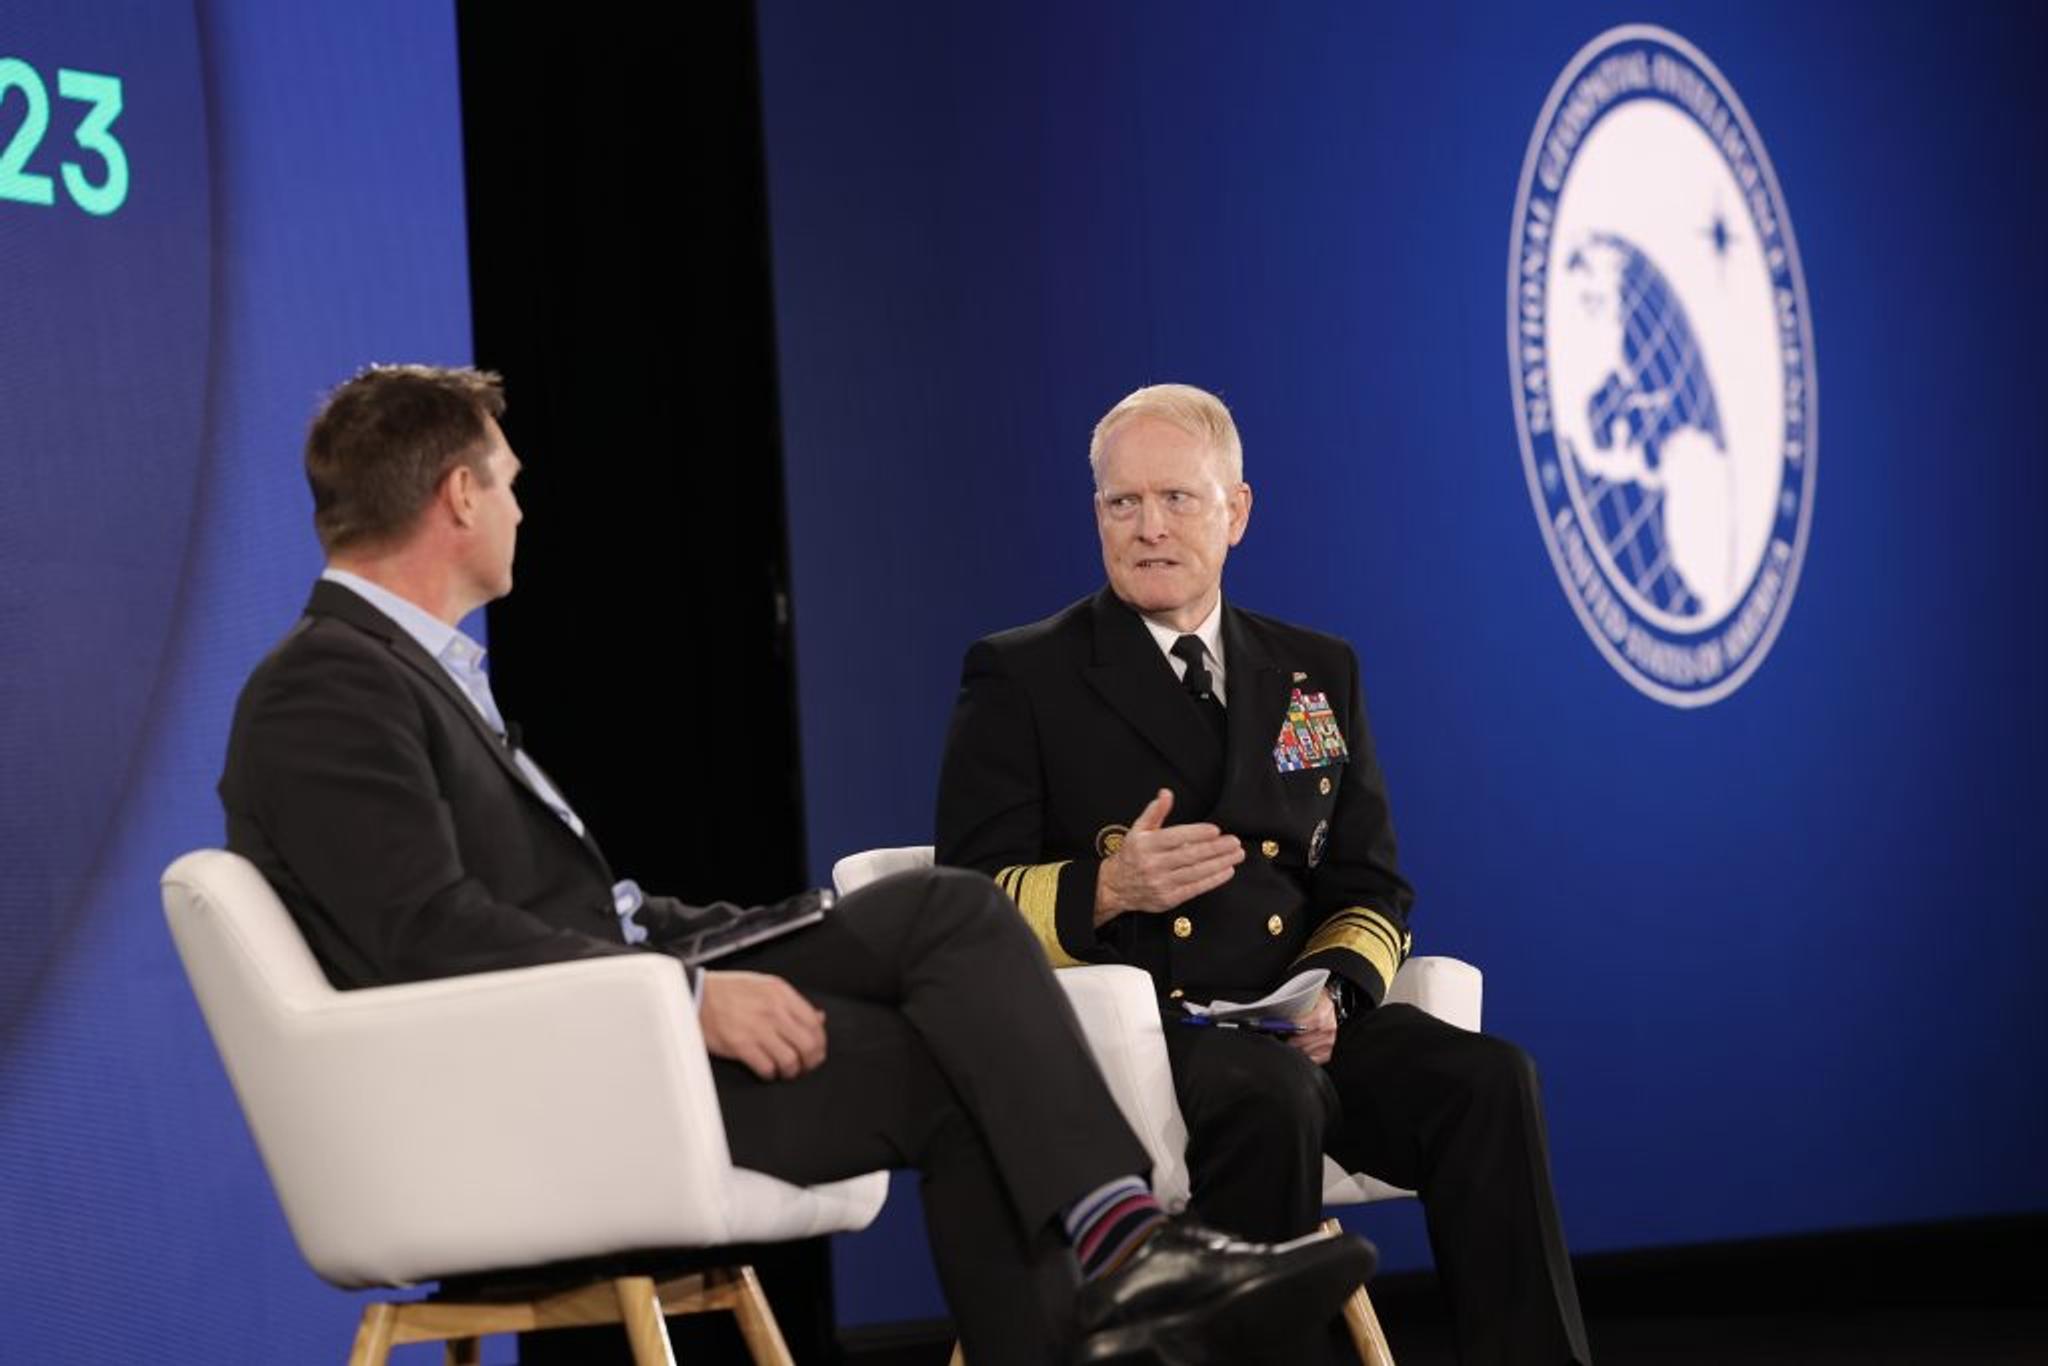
[1095,824,1128,858]
[1308,818,1330,868]
[1272,686,1350,772]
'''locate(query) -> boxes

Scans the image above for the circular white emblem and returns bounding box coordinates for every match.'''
[1508,26,1817,707]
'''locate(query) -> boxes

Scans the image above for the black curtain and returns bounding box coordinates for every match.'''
[458,3,831,1360]
[460,3,806,905]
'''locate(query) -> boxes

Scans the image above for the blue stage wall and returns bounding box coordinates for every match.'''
[757,0,2048,1323]
[0,3,473,1359]
[4,1,2043,1352]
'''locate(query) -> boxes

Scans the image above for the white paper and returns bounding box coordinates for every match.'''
[1181,968,1329,1022]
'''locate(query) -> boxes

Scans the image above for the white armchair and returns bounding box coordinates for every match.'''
[832,845,1481,1366]
[163,849,888,1366]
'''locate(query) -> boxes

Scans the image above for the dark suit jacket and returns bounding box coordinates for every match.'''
[219,580,699,989]
[936,589,1414,1006]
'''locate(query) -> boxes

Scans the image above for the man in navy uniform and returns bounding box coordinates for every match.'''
[937,384,1591,1365]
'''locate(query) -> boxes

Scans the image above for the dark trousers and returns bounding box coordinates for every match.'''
[712,867,1150,1365]
[1165,1003,1592,1366]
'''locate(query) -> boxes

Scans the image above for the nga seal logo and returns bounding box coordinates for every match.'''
[1508,26,1817,707]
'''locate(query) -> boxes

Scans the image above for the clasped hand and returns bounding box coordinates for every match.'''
[1093,788,1245,926]
[1287,987,1338,1065]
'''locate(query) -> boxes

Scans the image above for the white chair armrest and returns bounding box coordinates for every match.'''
[221,952,742,1285]
[1382,955,1482,1031]
[831,846,935,894]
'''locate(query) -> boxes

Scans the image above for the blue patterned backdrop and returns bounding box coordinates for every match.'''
[3,0,2044,1352]
[0,3,472,1358]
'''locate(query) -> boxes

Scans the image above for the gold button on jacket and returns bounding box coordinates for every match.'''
[1260,839,1279,858]
[1266,914,1284,936]
[1172,915,1193,939]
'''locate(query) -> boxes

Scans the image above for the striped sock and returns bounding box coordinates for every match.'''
[1062,1175,1167,1281]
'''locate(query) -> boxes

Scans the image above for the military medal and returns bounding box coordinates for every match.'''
[1308,818,1330,868]
[1272,686,1349,771]
[1273,719,1306,772]
[1299,690,1349,761]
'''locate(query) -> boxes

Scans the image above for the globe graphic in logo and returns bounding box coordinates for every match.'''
[1509,26,1817,706]
[1570,234,1726,619]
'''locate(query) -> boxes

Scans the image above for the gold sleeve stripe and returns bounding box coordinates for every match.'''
[1353,910,1407,962]
[1306,910,1401,963]
[992,861,1082,969]
[1296,905,1409,990]
[1354,907,1411,961]
[1298,922,1399,992]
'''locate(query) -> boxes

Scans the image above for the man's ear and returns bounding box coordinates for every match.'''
[442,462,479,529]
[1227,481,1253,546]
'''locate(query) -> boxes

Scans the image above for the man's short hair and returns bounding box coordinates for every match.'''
[1088,383,1244,488]
[305,364,507,553]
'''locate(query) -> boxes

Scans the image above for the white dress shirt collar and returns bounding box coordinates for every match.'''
[1139,597,1227,705]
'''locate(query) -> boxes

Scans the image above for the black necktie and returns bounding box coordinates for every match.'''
[1171,635,1228,746]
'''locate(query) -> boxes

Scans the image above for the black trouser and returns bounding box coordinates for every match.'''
[1165,1003,1592,1366]
[712,867,1151,1365]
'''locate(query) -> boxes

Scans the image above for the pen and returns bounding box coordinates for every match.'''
[1176,1015,1303,1036]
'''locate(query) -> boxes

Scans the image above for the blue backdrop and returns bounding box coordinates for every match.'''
[756,0,2048,1324]
[0,3,473,1359]
[5,0,2045,1355]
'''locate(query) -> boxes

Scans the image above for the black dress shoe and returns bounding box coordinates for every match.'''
[1073,1217,1376,1365]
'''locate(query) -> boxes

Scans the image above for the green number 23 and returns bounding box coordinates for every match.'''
[0,59,129,216]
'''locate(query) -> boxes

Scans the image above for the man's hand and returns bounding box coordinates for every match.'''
[699,970,827,1081]
[1094,788,1245,927]
[1287,987,1339,1066]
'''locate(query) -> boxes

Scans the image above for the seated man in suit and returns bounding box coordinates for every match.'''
[219,364,1375,1366]
[936,384,1593,1365]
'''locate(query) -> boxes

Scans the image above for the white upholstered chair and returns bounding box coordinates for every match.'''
[831,845,1482,1366]
[163,849,888,1366]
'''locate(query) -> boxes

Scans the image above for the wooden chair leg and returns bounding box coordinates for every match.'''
[343,1263,800,1366]
[1323,1217,1395,1366]
[346,1303,398,1366]
[613,1275,680,1366]
[725,1265,797,1366]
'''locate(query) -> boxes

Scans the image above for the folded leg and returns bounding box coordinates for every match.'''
[716,996,1079,1365]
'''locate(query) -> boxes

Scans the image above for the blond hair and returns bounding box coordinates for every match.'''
[1089,383,1243,487]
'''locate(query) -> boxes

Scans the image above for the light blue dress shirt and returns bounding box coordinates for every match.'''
[319,569,649,944]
